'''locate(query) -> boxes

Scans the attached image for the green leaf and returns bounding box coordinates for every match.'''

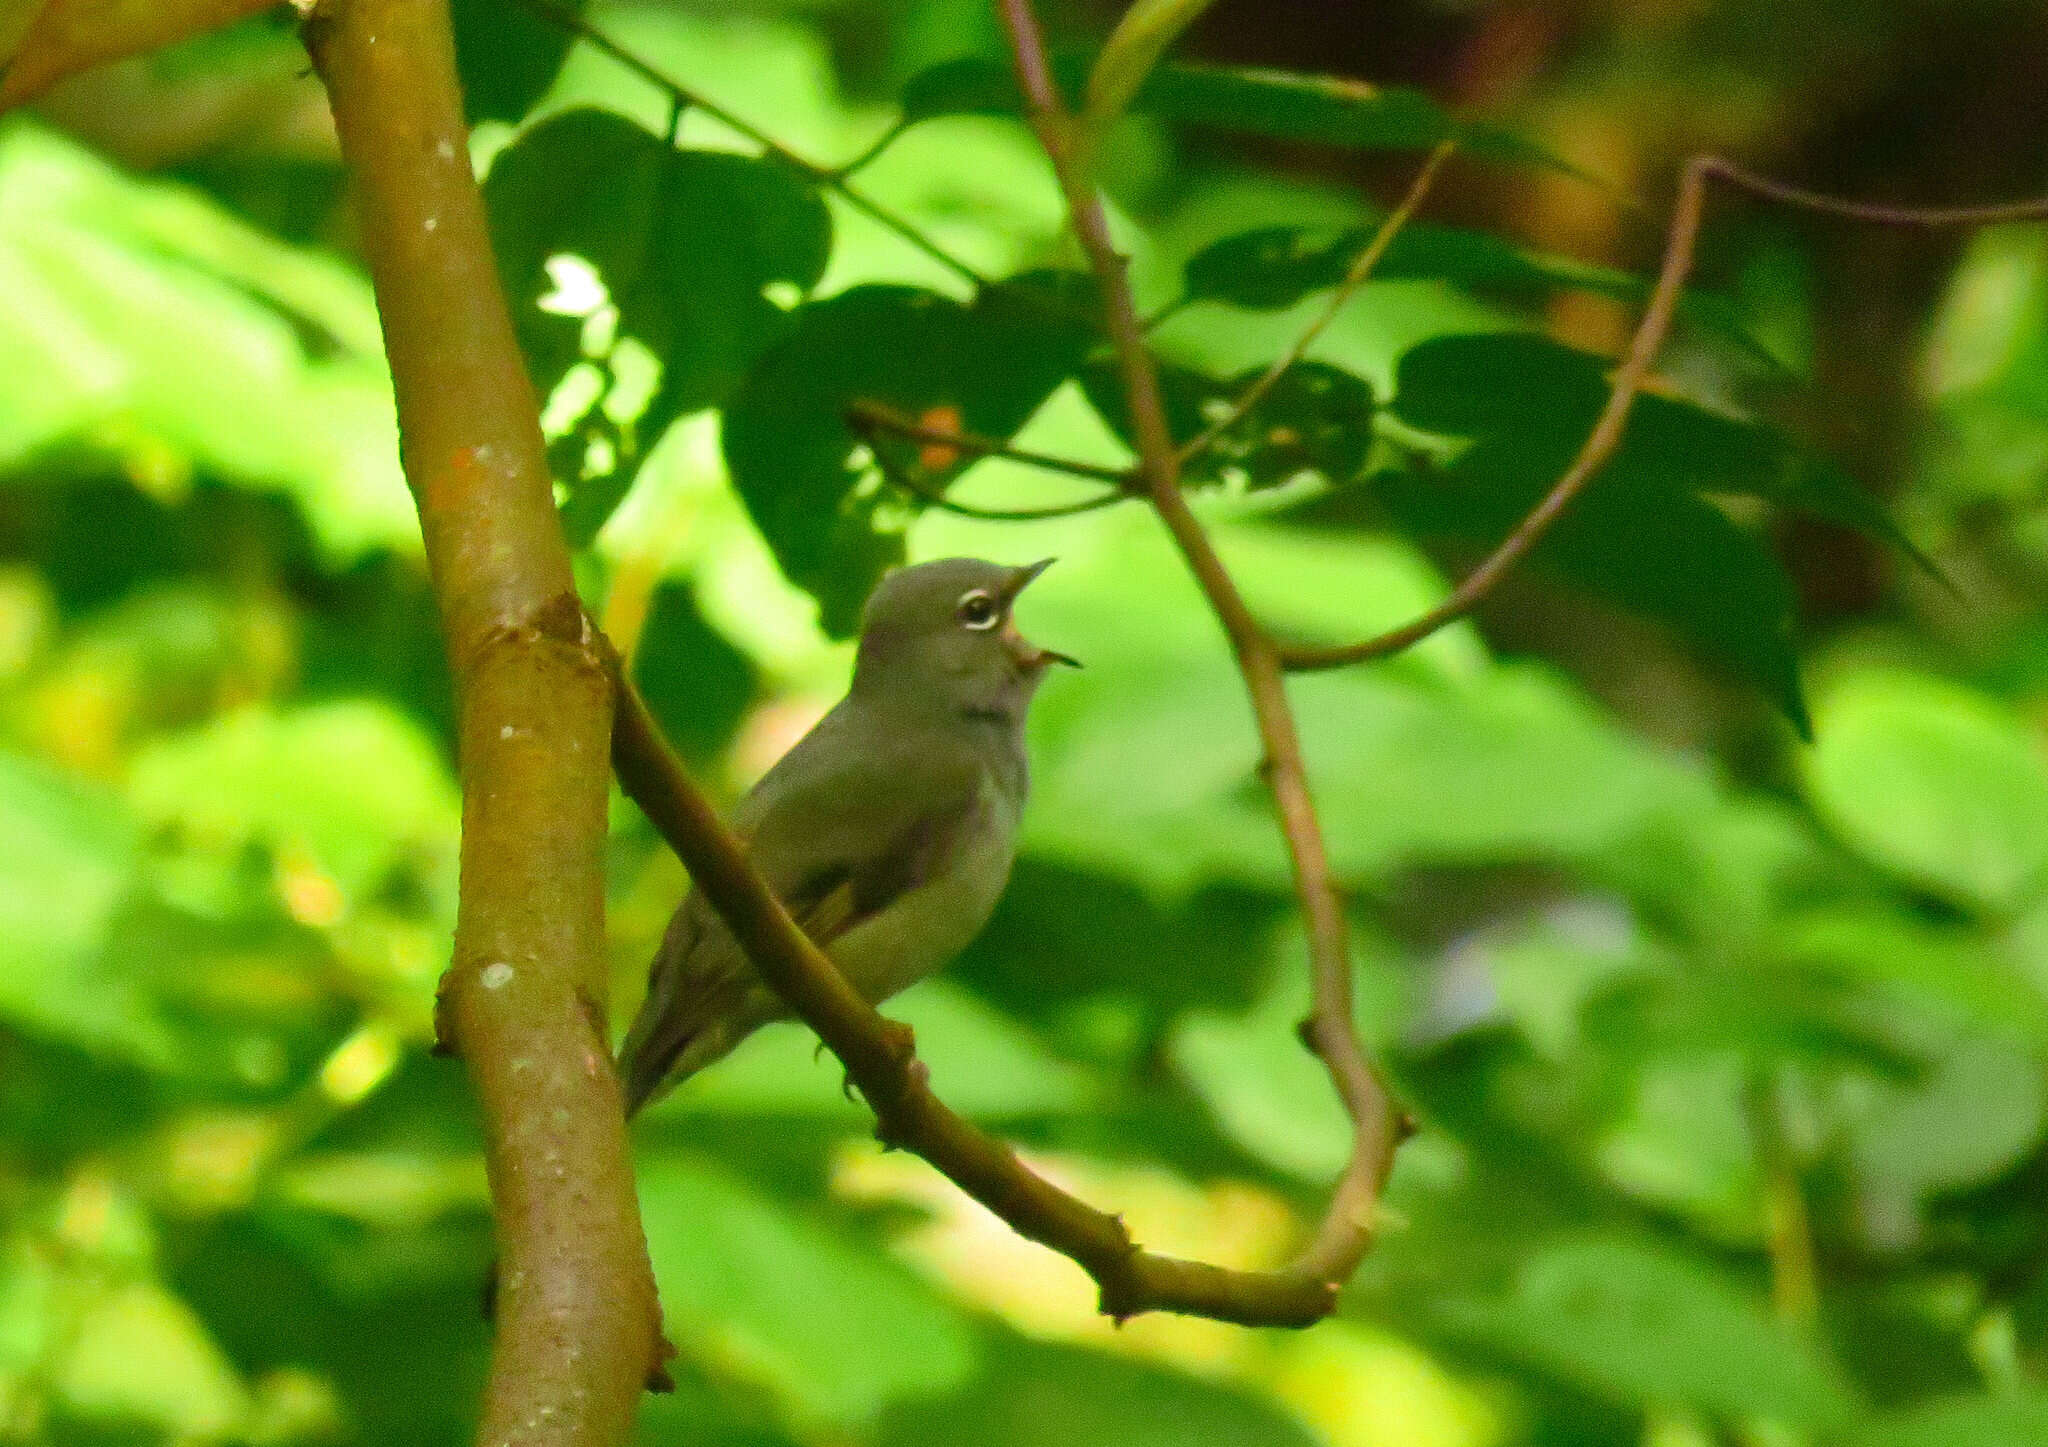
[1080,357,1374,490]
[1803,669,2048,912]
[0,751,150,1062]
[1378,331,1932,729]
[1852,1033,2048,1199]
[637,1150,978,1426]
[1076,0,1223,180]
[127,699,459,906]
[1442,1236,1859,1428]
[55,1282,250,1438]
[631,579,758,766]
[1183,220,1773,369]
[723,279,1093,633]
[486,108,831,543]
[899,55,1555,169]
[452,0,583,125]
[877,1336,1321,1447]
[1855,1392,2048,1447]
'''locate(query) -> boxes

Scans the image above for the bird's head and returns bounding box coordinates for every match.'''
[850,557,1078,724]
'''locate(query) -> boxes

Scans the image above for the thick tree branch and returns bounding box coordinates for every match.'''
[1277,156,2048,673]
[302,3,660,1443]
[997,0,1403,1315]
[605,656,1342,1325]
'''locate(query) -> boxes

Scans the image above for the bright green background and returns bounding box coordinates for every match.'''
[6,2,2048,1445]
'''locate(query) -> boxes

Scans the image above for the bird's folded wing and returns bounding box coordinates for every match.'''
[740,731,989,953]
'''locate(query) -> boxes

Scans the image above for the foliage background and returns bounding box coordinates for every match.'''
[5,1,2048,1444]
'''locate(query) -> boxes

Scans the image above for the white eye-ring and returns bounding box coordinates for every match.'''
[956,588,1001,630]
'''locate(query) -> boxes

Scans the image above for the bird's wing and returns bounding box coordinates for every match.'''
[738,722,992,951]
[617,720,991,1113]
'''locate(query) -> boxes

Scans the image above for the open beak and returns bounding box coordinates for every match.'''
[999,558,1080,671]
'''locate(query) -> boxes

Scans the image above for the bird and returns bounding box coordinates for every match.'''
[617,556,1078,1115]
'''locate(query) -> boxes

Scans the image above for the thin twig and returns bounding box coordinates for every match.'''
[1276,157,2048,673]
[1176,140,1456,468]
[603,651,1344,1325]
[849,400,1136,486]
[303,0,661,1441]
[998,0,1403,1313]
[520,0,989,290]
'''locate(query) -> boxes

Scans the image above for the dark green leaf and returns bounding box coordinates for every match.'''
[631,581,758,767]
[485,109,831,542]
[722,280,1093,632]
[451,0,583,125]
[1080,359,1373,489]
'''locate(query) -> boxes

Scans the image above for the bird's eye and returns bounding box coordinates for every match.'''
[956,589,1001,630]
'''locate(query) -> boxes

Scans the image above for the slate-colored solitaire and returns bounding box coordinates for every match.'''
[617,557,1077,1114]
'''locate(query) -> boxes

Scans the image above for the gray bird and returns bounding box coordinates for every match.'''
[618,557,1077,1114]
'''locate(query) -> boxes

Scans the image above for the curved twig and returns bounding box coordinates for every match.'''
[848,399,1137,519]
[997,0,1403,1313]
[1277,155,2048,673]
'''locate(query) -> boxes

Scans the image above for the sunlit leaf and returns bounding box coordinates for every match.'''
[486,108,831,543]
[1804,670,2048,912]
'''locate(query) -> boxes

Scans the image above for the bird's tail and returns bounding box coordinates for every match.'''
[617,973,758,1117]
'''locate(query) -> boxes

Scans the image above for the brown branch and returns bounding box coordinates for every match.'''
[301,2,660,1443]
[1277,156,2048,673]
[604,656,1342,1325]
[1176,139,1456,469]
[997,0,1402,1314]
[848,400,1138,519]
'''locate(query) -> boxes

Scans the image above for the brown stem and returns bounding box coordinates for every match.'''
[1176,140,1456,469]
[605,657,1341,1325]
[849,400,1137,489]
[1278,156,2048,673]
[997,0,1400,1309]
[302,2,661,1441]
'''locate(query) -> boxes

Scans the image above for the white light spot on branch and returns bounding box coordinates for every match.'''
[481,962,516,990]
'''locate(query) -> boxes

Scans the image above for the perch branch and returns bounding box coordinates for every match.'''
[1278,155,2048,673]
[1176,140,1456,468]
[605,655,1344,1325]
[302,2,660,1443]
[998,0,1403,1313]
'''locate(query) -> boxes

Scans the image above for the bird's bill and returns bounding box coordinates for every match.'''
[996,560,1079,669]
[999,557,1058,601]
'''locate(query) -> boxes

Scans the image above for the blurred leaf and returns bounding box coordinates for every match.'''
[486,108,831,542]
[1442,1236,1858,1428]
[638,1150,978,1426]
[0,751,150,1062]
[1852,1033,2048,1200]
[0,125,413,561]
[723,278,1093,633]
[1855,1391,2048,1447]
[1080,358,1374,490]
[898,55,1558,170]
[452,0,583,125]
[0,0,271,110]
[127,699,459,906]
[1804,669,2048,913]
[54,1282,249,1438]
[877,1336,1321,1447]
[1778,907,2048,1039]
